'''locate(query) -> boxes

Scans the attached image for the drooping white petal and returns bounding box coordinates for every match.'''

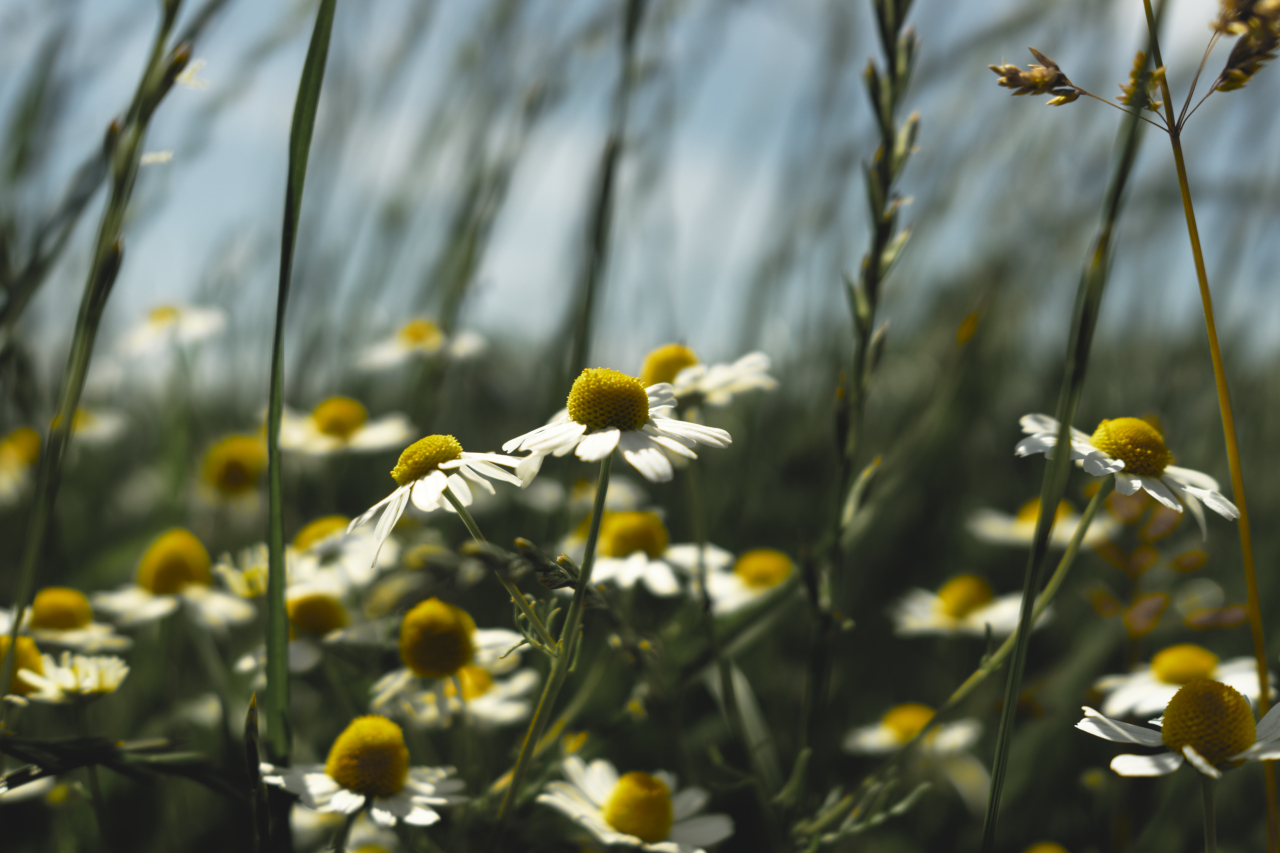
[1182,745,1223,778]
[1136,475,1181,513]
[1075,707,1165,746]
[1110,752,1182,776]
[1164,478,1208,539]
[575,428,622,462]
[1164,465,1222,492]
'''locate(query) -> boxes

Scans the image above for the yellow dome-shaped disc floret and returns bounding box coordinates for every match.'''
[312,397,368,439]
[397,319,444,350]
[603,771,674,844]
[1161,678,1255,768]
[1151,644,1219,685]
[1,427,40,465]
[293,515,350,551]
[137,529,212,595]
[1090,418,1172,477]
[391,435,463,486]
[399,597,476,678]
[30,587,94,630]
[937,575,994,619]
[442,664,495,701]
[288,593,349,638]
[1014,498,1074,527]
[640,344,698,387]
[202,434,267,498]
[599,512,669,558]
[0,635,44,696]
[1023,844,1070,853]
[882,703,935,743]
[324,715,410,797]
[733,549,794,589]
[149,305,180,324]
[566,369,650,432]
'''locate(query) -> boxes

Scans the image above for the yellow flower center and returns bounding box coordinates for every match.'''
[881,703,935,743]
[1161,679,1255,768]
[50,409,95,433]
[603,771,673,844]
[936,575,994,619]
[324,715,410,797]
[288,593,349,638]
[397,319,444,350]
[1014,498,1074,526]
[566,368,650,432]
[1023,845,1070,853]
[149,305,180,324]
[639,344,698,387]
[30,587,94,630]
[312,397,368,439]
[1089,417,1172,477]
[390,435,463,486]
[0,635,44,696]
[293,515,350,551]
[136,528,212,594]
[733,549,794,589]
[399,597,476,677]
[201,434,267,498]
[598,511,669,558]
[1150,644,1219,685]
[443,664,494,700]
[1,427,40,465]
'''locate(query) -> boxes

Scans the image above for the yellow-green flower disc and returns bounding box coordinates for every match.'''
[1023,844,1070,853]
[137,529,212,594]
[1,427,40,465]
[937,575,993,619]
[202,434,267,498]
[603,771,673,843]
[639,344,698,387]
[599,512,669,558]
[288,593,349,638]
[732,549,793,589]
[312,396,369,439]
[1090,417,1172,477]
[30,587,94,630]
[293,515,350,551]
[1151,644,1219,685]
[399,597,476,678]
[149,305,180,323]
[1161,678,1255,768]
[397,319,444,350]
[881,702,935,742]
[390,435,463,486]
[0,635,44,696]
[443,664,494,701]
[1014,498,1073,526]
[566,368,649,432]
[324,715,410,797]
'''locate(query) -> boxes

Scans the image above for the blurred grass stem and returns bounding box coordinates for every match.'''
[1202,776,1218,853]
[76,703,114,853]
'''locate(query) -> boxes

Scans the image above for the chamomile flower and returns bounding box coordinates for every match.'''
[0,587,131,652]
[1077,679,1280,778]
[279,396,414,456]
[640,344,777,407]
[667,548,789,615]
[370,598,524,721]
[19,652,129,703]
[93,528,255,630]
[348,435,525,563]
[358,318,487,370]
[502,368,731,484]
[843,703,989,814]
[293,514,401,590]
[0,635,45,698]
[199,433,267,502]
[118,303,226,357]
[538,755,733,852]
[967,497,1116,548]
[891,574,1046,637]
[567,511,685,597]
[1014,414,1238,538]
[51,407,126,446]
[384,664,540,729]
[261,715,464,826]
[0,427,39,506]
[1093,643,1270,719]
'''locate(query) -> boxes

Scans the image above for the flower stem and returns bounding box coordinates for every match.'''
[76,703,114,853]
[493,453,612,834]
[1201,775,1218,853]
[331,809,358,853]
[443,488,555,650]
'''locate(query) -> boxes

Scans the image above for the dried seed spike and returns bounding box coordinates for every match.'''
[1215,17,1280,91]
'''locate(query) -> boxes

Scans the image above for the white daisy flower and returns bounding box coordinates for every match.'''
[348,435,525,565]
[890,574,1048,637]
[198,434,267,504]
[0,427,39,507]
[1014,414,1239,538]
[538,755,734,852]
[279,396,415,456]
[639,344,777,407]
[560,511,684,598]
[19,651,129,703]
[385,665,540,729]
[1077,678,1280,779]
[261,715,464,826]
[358,318,487,370]
[118,303,226,357]
[1094,643,1271,719]
[502,368,731,484]
[667,547,790,615]
[370,598,524,722]
[0,587,131,652]
[93,528,255,630]
[967,497,1116,549]
[293,514,401,591]
[843,703,989,815]
[51,407,126,446]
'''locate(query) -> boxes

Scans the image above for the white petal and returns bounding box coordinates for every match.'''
[1137,476,1181,512]
[1110,752,1182,776]
[623,445,674,483]
[1182,745,1223,778]
[1164,465,1221,492]
[575,428,621,462]
[1164,478,1208,539]
[409,471,448,512]
[671,787,709,821]
[1255,702,1280,743]
[1075,707,1165,746]
[669,814,735,848]
[1183,484,1239,521]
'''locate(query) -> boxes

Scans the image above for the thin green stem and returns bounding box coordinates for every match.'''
[443,488,555,649]
[1202,775,1218,853]
[331,809,358,853]
[76,703,113,853]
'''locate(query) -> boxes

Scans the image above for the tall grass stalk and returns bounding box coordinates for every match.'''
[980,41,1152,849]
[1138,2,1278,846]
